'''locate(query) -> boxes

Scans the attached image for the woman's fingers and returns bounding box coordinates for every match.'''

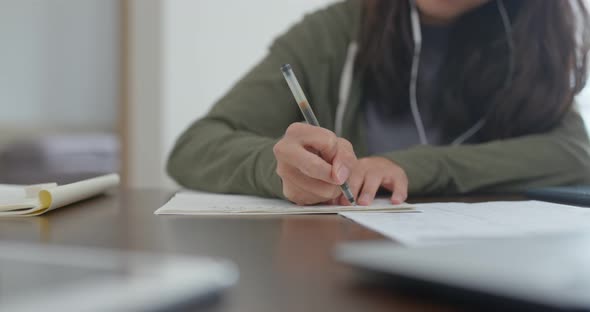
[286,122,339,159]
[341,157,410,206]
[341,165,365,206]
[281,175,324,206]
[275,123,357,185]
[381,171,409,204]
[277,163,340,202]
[390,173,408,204]
[274,123,410,206]
[330,138,357,184]
[274,122,359,205]
[274,142,334,183]
[357,174,382,206]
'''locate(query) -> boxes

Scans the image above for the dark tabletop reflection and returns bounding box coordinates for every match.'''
[0,189,459,312]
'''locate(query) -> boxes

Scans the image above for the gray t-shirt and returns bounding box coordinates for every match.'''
[365,24,450,155]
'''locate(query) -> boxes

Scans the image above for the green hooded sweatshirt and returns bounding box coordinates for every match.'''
[167,0,590,198]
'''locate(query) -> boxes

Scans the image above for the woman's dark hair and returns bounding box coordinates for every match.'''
[358,0,590,141]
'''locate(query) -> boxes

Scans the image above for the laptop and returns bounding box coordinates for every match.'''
[336,233,590,312]
[0,243,238,312]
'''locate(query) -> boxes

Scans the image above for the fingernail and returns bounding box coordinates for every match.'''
[359,194,371,206]
[336,166,350,184]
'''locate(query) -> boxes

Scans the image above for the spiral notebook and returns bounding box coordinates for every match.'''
[0,174,119,217]
[155,191,416,215]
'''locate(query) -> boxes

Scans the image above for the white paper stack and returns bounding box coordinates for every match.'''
[155,191,415,215]
[340,200,590,246]
[0,174,119,217]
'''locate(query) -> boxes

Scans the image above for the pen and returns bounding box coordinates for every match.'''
[281,63,357,206]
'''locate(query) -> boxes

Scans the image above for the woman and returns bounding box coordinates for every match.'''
[167,0,590,206]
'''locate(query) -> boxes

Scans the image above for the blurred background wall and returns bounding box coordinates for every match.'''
[0,0,120,184]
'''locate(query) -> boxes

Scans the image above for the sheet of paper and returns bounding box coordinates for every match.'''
[155,191,416,215]
[0,184,26,201]
[340,201,590,246]
[0,185,28,209]
[0,184,39,212]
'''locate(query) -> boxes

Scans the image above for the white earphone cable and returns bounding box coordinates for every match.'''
[409,0,428,145]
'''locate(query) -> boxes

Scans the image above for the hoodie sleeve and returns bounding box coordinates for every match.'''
[381,109,590,195]
[166,1,357,197]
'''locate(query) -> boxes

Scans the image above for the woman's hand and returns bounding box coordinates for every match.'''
[273,122,357,205]
[336,157,408,206]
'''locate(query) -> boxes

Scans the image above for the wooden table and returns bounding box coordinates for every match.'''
[0,189,500,312]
